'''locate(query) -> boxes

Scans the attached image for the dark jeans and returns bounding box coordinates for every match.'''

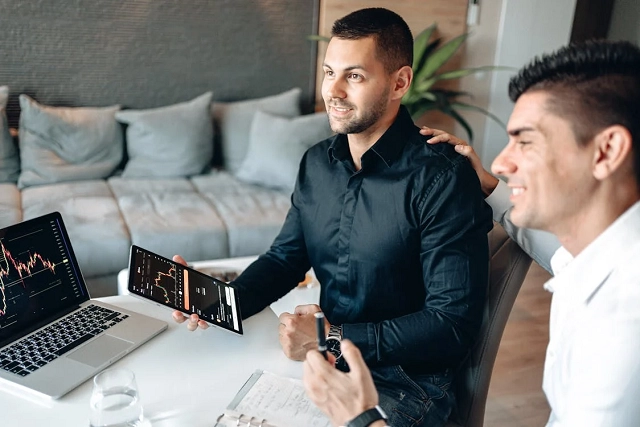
[371,366,455,427]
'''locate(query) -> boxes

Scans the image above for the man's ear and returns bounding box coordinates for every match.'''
[391,65,413,100]
[592,125,633,180]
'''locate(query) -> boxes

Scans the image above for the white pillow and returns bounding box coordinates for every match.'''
[212,88,302,173]
[0,86,19,183]
[18,95,123,189]
[235,110,333,191]
[116,92,213,178]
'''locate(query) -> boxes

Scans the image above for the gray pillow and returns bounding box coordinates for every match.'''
[212,88,302,174]
[0,86,19,183]
[235,110,333,191]
[117,92,213,178]
[18,95,123,189]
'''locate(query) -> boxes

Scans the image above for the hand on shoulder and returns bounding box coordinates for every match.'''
[421,126,499,197]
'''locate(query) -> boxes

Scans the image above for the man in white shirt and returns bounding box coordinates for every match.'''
[303,39,640,427]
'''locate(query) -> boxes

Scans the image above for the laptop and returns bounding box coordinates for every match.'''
[0,212,167,399]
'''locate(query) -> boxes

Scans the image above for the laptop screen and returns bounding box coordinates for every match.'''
[0,212,89,348]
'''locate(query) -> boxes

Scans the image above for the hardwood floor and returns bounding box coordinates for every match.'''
[484,262,553,426]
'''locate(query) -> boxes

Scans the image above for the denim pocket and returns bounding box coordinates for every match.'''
[372,366,454,427]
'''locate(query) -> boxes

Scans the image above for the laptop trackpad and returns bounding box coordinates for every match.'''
[66,335,132,368]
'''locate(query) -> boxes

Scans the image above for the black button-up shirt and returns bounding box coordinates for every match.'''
[232,106,493,373]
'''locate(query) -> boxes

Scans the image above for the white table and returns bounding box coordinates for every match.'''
[0,258,320,426]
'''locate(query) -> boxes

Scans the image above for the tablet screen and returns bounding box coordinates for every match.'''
[128,245,243,335]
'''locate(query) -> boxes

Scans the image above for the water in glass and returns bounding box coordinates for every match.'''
[89,368,144,427]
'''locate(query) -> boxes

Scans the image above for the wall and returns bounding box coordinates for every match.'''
[476,0,577,169]
[452,0,503,163]
[608,0,640,43]
[0,0,319,127]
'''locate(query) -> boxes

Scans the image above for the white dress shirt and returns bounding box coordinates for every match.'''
[542,201,640,426]
[487,179,640,426]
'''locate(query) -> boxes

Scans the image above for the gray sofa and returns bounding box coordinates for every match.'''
[0,86,334,297]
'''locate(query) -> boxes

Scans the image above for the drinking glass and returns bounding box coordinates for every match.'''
[89,368,144,427]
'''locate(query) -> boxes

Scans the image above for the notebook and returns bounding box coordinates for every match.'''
[214,370,331,427]
[0,211,167,399]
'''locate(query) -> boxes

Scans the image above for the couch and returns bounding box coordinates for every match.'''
[0,86,334,297]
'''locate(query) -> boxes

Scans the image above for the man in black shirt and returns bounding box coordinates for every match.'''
[174,8,492,426]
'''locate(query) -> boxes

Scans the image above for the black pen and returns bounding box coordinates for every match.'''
[314,312,328,360]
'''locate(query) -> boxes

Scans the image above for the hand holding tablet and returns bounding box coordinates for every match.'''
[127,245,243,335]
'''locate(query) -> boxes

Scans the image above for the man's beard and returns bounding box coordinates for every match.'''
[328,89,389,135]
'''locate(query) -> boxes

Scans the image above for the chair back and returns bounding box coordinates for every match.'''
[447,222,533,427]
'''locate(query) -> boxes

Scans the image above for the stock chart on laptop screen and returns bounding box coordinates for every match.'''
[0,214,86,345]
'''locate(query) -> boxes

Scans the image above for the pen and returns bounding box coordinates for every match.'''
[314,312,328,360]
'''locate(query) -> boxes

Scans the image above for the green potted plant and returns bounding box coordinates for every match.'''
[403,23,507,141]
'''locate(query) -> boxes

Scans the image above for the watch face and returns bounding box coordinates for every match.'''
[326,338,349,372]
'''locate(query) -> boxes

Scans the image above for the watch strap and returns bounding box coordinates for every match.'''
[328,324,342,340]
[345,405,388,427]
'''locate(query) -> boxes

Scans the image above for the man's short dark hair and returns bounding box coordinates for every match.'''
[509,40,640,185]
[331,8,413,74]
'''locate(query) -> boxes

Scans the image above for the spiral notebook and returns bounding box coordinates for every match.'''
[214,370,331,427]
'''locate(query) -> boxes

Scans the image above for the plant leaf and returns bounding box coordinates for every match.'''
[412,23,437,72]
[435,65,514,80]
[419,92,438,102]
[413,77,438,93]
[408,101,440,121]
[414,32,468,84]
[441,106,474,141]
[451,101,507,129]
[431,89,473,99]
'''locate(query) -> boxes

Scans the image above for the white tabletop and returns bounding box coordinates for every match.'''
[0,258,320,426]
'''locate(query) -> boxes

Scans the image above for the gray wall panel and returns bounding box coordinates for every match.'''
[0,0,319,127]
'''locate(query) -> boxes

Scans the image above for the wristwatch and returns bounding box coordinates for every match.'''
[345,405,389,427]
[326,324,349,372]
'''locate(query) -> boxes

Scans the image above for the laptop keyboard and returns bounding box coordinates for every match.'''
[0,304,130,377]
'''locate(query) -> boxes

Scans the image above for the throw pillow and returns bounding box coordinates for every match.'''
[117,92,214,178]
[235,111,333,191]
[17,95,123,189]
[212,88,301,174]
[0,86,19,183]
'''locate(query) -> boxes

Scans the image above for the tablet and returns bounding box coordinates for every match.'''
[127,245,243,335]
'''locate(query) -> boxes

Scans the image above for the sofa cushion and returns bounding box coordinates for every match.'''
[235,111,332,191]
[116,192,229,262]
[21,180,130,278]
[212,88,301,174]
[0,183,21,228]
[200,189,291,257]
[0,86,19,183]
[17,95,123,189]
[116,92,214,178]
[191,170,264,195]
[108,176,195,197]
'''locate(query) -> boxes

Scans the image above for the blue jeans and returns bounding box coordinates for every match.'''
[371,366,455,427]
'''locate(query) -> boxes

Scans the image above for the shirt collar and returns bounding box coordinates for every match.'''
[543,201,640,302]
[327,105,415,167]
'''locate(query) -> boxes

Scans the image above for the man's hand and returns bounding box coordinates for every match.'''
[278,304,325,361]
[421,126,499,197]
[171,254,209,331]
[303,340,379,427]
